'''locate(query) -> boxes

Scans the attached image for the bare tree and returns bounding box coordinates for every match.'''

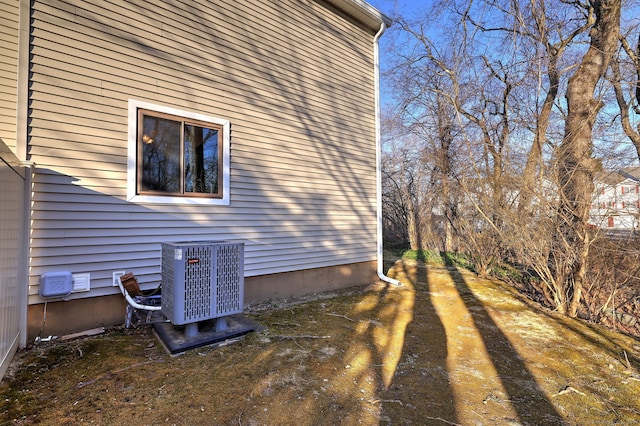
[381,0,635,322]
[433,93,459,252]
[392,10,525,273]
[381,113,431,250]
[516,0,594,212]
[612,27,640,158]
[553,0,620,317]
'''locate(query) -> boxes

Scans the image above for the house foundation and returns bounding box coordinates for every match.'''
[26,261,377,341]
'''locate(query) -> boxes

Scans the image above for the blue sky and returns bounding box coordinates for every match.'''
[368,0,426,18]
[367,0,640,165]
[367,0,398,107]
[367,0,427,107]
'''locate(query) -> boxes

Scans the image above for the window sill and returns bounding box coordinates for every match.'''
[127,194,230,205]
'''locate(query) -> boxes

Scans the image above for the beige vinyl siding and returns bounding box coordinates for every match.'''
[27,0,379,302]
[0,0,19,151]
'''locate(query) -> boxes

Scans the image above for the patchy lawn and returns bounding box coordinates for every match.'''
[2,259,640,425]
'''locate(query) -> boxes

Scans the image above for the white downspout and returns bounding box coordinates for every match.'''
[374,22,401,286]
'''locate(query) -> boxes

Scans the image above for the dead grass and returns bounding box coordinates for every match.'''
[2,259,640,425]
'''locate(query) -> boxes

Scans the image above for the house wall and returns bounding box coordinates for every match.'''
[0,0,19,151]
[25,0,380,325]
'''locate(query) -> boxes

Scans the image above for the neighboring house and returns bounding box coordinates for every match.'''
[0,0,392,345]
[591,168,640,230]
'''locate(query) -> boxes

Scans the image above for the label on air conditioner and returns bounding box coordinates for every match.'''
[174,249,182,260]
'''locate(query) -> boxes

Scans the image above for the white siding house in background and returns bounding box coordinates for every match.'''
[591,168,640,230]
[2,0,391,339]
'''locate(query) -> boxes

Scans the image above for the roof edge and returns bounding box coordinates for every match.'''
[324,0,393,31]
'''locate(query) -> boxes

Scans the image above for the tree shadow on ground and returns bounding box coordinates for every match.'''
[442,254,565,425]
[376,256,459,424]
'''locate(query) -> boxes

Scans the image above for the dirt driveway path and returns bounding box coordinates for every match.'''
[2,260,640,425]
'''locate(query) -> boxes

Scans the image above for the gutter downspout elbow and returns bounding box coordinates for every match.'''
[374,22,402,287]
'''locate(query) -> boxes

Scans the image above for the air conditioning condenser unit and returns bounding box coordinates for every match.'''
[161,241,244,337]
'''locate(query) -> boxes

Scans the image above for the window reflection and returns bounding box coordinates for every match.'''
[141,116,181,193]
[138,110,222,198]
[185,125,219,194]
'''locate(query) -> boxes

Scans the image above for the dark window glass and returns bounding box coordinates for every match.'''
[141,115,181,193]
[184,125,219,194]
[137,109,222,198]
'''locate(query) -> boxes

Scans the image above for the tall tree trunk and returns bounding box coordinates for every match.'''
[404,177,421,251]
[555,0,620,317]
[519,0,592,213]
[407,199,420,251]
[519,57,557,213]
[436,95,456,253]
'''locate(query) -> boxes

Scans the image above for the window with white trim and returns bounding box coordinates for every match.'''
[127,100,230,205]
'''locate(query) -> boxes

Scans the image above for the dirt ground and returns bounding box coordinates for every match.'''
[2,259,640,425]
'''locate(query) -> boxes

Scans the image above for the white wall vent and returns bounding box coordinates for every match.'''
[161,241,244,326]
[72,273,91,292]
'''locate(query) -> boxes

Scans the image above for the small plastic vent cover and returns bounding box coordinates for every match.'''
[40,271,73,298]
